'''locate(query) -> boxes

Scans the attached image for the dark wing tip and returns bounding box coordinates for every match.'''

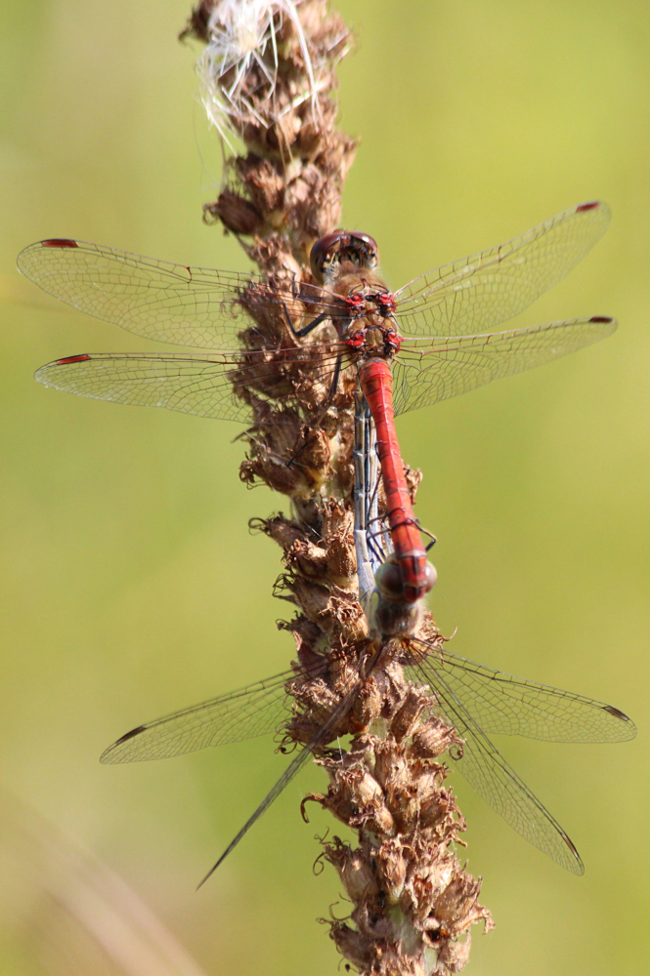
[576,202,600,212]
[603,704,629,720]
[41,238,79,248]
[562,831,585,876]
[100,725,147,764]
[603,704,637,737]
[115,725,147,745]
[589,316,614,324]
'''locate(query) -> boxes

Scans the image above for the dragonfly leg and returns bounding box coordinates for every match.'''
[281,302,331,338]
[418,526,437,551]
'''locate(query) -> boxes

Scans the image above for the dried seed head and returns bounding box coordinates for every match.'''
[249,513,308,552]
[410,719,464,760]
[203,188,264,233]
[434,876,486,933]
[194,1,321,144]
[374,837,408,903]
[189,0,356,255]
[373,740,408,793]
[326,921,372,970]
[322,836,380,902]
[390,686,430,741]
[351,901,394,940]
[419,785,460,835]
[320,500,357,584]
[351,676,384,730]
[402,856,456,925]
[436,934,472,974]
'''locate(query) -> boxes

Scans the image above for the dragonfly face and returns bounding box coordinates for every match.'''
[309,230,380,282]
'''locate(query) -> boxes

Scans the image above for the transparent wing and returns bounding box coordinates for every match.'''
[353,393,392,599]
[198,667,368,879]
[392,201,611,336]
[198,745,314,887]
[409,658,584,874]
[101,671,294,763]
[35,347,343,423]
[409,648,636,743]
[392,316,616,416]
[17,239,343,349]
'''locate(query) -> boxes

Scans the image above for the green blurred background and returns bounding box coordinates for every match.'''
[1,0,648,972]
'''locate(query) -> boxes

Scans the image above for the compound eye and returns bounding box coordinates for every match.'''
[350,232,379,266]
[310,231,346,281]
[374,559,405,601]
[423,562,437,593]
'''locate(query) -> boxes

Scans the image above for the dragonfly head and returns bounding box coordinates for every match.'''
[310,231,379,284]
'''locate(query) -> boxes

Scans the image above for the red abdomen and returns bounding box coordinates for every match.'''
[358,358,431,604]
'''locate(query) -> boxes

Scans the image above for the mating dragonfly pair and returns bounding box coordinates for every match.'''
[18,200,635,878]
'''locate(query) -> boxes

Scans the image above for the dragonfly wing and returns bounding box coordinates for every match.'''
[408,646,636,743]
[392,201,611,337]
[198,745,314,886]
[200,666,370,875]
[101,671,293,763]
[17,239,339,349]
[35,349,342,423]
[410,661,584,874]
[392,316,616,416]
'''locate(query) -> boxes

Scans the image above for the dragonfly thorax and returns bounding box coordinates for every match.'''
[329,270,400,360]
[343,321,402,360]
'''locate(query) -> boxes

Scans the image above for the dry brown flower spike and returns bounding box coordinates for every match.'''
[180,1,493,972]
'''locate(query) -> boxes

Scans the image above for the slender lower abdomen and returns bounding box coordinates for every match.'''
[358,358,434,605]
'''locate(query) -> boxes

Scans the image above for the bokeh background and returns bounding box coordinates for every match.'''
[1,0,648,973]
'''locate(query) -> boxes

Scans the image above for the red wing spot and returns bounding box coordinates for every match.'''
[576,202,599,212]
[42,238,79,248]
[589,316,613,324]
[115,725,146,744]
[56,354,92,364]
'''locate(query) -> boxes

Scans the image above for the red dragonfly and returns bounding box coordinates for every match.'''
[18,201,614,608]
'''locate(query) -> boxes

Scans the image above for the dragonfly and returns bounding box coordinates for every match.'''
[100,637,636,879]
[353,387,389,601]
[18,201,614,610]
[352,388,430,637]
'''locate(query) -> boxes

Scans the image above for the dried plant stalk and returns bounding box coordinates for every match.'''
[180,1,492,971]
